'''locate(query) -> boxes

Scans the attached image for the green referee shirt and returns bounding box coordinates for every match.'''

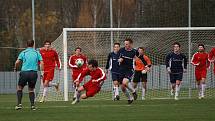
[18,47,43,71]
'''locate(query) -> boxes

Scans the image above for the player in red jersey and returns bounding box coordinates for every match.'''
[72,59,106,104]
[39,40,61,102]
[69,47,88,100]
[209,47,215,74]
[191,44,210,99]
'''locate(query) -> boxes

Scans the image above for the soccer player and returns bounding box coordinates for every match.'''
[166,42,187,100]
[39,40,61,103]
[118,38,138,104]
[133,47,152,100]
[209,47,215,74]
[69,47,88,100]
[72,59,106,104]
[105,43,121,101]
[191,44,210,99]
[14,40,43,110]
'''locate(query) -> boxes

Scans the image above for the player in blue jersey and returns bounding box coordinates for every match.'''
[105,43,121,101]
[166,42,187,100]
[118,38,138,104]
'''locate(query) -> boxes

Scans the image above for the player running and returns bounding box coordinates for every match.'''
[191,44,210,99]
[105,43,121,101]
[72,59,106,104]
[39,40,61,103]
[209,47,215,74]
[118,38,138,104]
[133,47,152,100]
[69,47,88,101]
[166,42,187,100]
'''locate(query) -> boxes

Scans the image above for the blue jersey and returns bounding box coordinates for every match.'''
[118,47,136,69]
[165,52,187,73]
[18,48,43,71]
[105,52,120,73]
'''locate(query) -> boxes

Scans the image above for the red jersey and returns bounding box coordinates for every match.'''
[39,48,61,70]
[69,54,87,71]
[76,67,106,84]
[191,52,210,70]
[209,48,215,74]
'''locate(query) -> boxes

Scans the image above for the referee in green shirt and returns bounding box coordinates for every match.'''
[14,40,44,110]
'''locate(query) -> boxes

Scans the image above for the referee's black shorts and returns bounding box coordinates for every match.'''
[18,71,38,88]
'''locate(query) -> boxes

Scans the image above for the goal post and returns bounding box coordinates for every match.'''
[37,27,215,101]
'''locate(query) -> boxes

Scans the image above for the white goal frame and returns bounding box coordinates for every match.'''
[62,27,215,101]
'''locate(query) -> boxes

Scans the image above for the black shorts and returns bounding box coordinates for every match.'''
[169,73,183,84]
[133,70,147,82]
[118,67,134,84]
[111,72,120,82]
[18,71,38,88]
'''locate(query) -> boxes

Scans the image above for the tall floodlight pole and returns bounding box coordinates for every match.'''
[32,0,35,46]
[188,0,192,98]
[110,0,113,51]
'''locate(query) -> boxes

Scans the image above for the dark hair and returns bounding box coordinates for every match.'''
[44,40,51,45]
[114,42,120,47]
[88,59,98,68]
[75,47,82,52]
[173,42,181,47]
[27,40,34,47]
[138,47,144,51]
[124,38,133,44]
[198,44,205,49]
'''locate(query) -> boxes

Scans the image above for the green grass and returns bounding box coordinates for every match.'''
[0,94,215,121]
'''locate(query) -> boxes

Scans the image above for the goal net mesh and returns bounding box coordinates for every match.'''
[36,29,215,101]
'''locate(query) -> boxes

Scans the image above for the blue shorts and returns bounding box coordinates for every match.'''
[111,72,120,82]
[118,67,134,83]
[169,73,183,84]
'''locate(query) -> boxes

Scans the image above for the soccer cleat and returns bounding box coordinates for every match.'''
[132,92,138,100]
[55,83,60,92]
[141,96,145,100]
[31,105,36,111]
[71,98,78,105]
[72,97,76,101]
[39,96,45,103]
[199,95,204,99]
[15,104,22,110]
[170,89,174,96]
[174,96,179,100]
[115,95,120,101]
[127,99,133,104]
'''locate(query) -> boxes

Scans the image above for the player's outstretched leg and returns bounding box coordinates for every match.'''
[121,79,134,104]
[127,81,137,100]
[72,86,84,104]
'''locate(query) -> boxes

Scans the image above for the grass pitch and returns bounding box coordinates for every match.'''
[0,94,214,121]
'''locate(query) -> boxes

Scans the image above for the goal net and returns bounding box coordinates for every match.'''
[36,27,215,101]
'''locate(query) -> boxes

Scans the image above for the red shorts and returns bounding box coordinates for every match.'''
[195,69,207,81]
[43,68,55,83]
[83,80,101,97]
[72,70,83,82]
